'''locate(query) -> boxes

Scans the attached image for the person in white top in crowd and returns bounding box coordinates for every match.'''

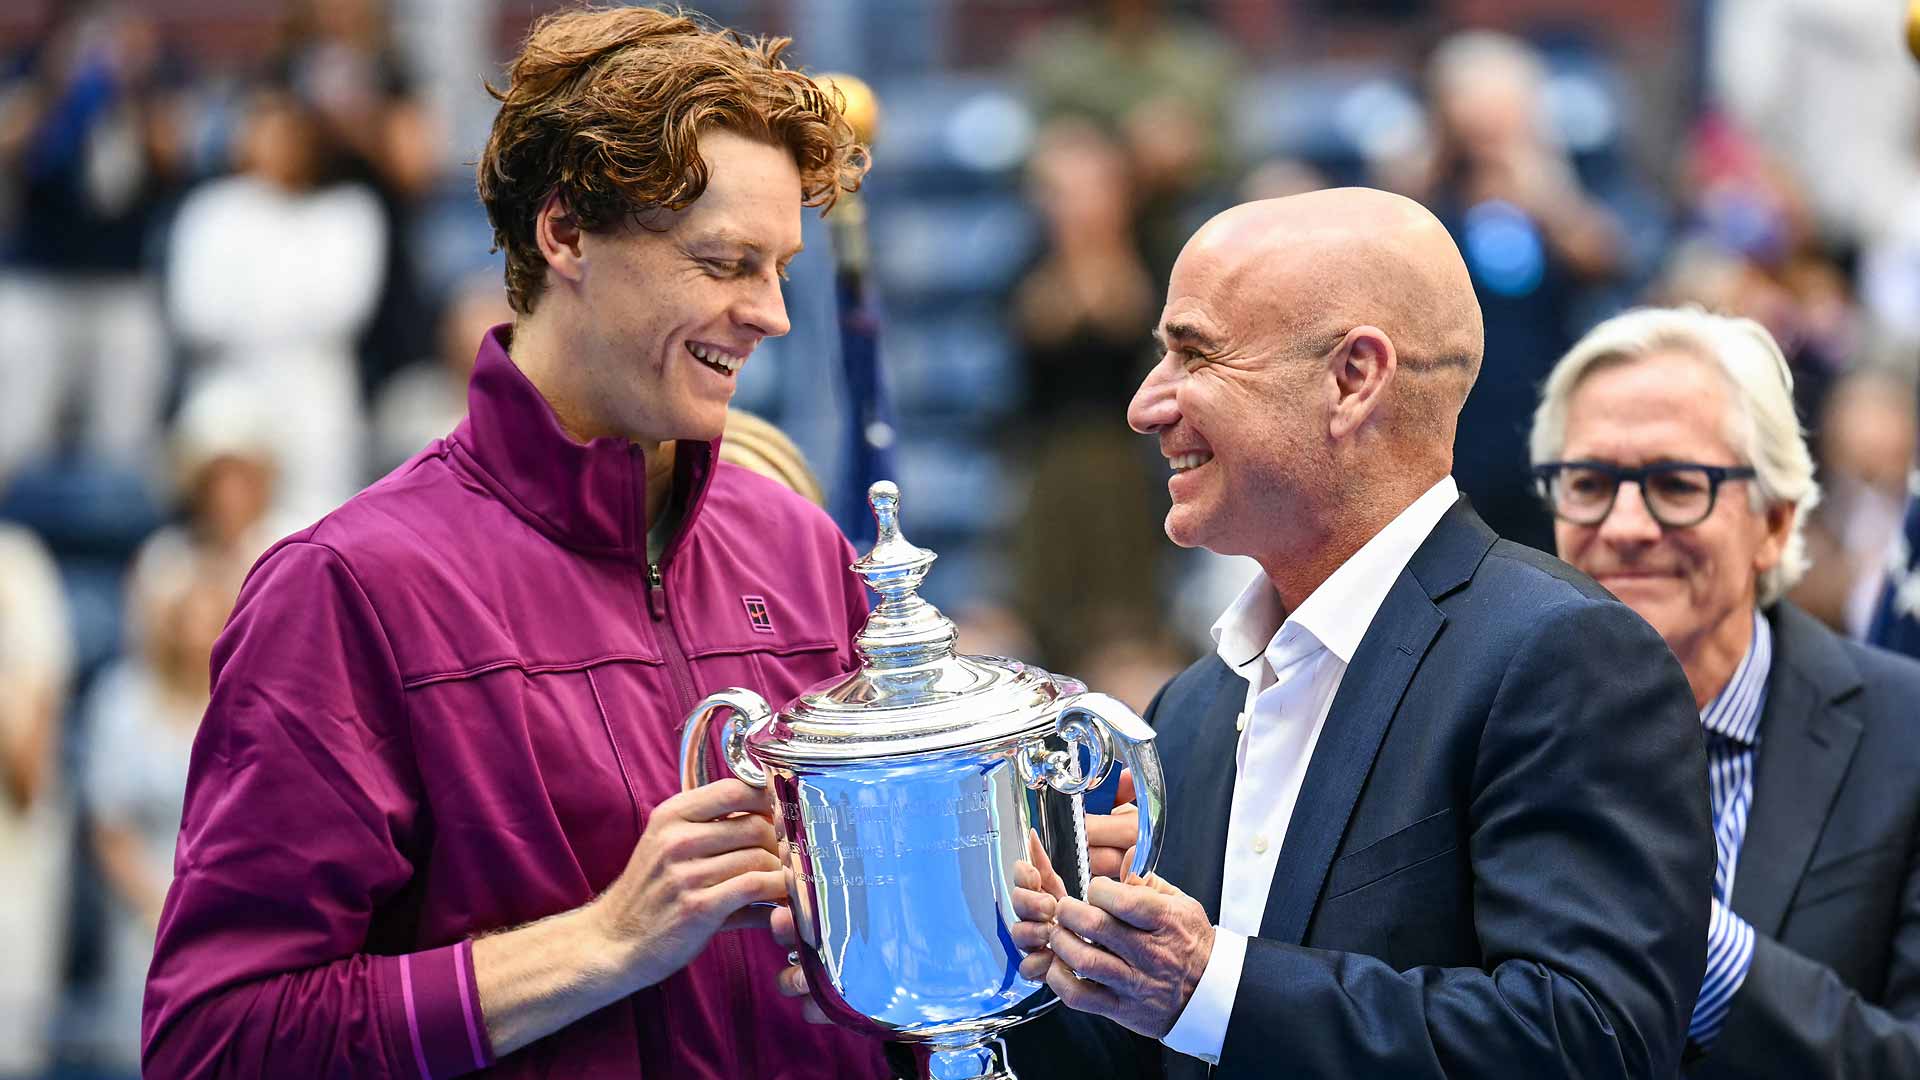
[0,5,181,489]
[165,83,386,527]
[0,524,75,1077]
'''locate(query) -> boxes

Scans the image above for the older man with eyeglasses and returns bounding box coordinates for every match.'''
[1531,306,1920,1078]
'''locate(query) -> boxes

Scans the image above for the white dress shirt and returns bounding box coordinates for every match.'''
[1161,477,1460,1064]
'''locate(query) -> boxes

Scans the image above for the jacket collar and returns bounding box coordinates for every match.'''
[448,324,718,560]
[1405,496,1499,602]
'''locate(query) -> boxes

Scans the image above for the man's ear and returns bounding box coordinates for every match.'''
[535,190,587,288]
[1328,325,1397,440]
[1755,498,1796,578]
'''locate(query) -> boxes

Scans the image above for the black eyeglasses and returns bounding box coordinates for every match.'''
[1532,460,1758,529]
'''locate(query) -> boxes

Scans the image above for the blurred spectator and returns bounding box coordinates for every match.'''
[81,552,239,1072]
[143,373,288,578]
[0,523,74,1076]
[0,3,187,489]
[1012,119,1155,421]
[1383,30,1628,554]
[1792,367,1919,637]
[1711,0,1920,249]
[1007,118,1168,675]
[368,274,508,477]
[1862,184,1920,350]
[165,84,386,527]
[58,374,278,1069]
[271,0,442,399]
[1017,0,1242,278]
[1666,115,1865,434]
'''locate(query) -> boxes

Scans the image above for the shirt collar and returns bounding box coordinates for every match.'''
[1700,608,1772,746]
[450,323,718,558]
[1211,476,1459,675]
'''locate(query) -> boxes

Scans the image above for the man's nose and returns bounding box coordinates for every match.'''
[1128,359,1179,435]
[740,276,791,339]
[1598,480,1663,545]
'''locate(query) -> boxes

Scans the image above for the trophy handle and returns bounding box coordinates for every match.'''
[1058,693,1167,882]
[678,688,773,792]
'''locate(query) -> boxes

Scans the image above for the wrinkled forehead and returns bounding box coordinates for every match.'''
[1163,237,1296,341]
[1562,352,1742,461]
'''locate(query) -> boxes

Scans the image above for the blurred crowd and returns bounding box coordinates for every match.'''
[3,0,1919,1075]
[0,1,506,1073]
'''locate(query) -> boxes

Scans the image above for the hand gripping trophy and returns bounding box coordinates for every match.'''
[681,482,1167,1080]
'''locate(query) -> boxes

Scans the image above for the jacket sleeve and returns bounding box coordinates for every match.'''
[1218,597,1715,1078]
[142,541,494,1079]
[1697,858,1920,1076]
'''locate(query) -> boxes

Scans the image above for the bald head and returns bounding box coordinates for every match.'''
[1182,188,1483,401]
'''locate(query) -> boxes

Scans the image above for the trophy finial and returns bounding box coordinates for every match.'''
[869,480,901,540]
[850,481,954,668]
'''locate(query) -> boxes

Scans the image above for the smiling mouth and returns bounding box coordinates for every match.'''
[688,342,743,376]
[1168,451,1213,473]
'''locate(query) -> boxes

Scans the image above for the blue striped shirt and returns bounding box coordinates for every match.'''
[1688,609,1771,1048]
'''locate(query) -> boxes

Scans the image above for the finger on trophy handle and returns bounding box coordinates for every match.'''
[1059,693,1167,880]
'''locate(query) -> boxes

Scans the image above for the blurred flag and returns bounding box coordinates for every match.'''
[820,74,899,540]
[831,254,899,539]
[1867,472,1920,660]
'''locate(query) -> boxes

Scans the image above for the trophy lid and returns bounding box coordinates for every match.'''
[753,481,1069,764]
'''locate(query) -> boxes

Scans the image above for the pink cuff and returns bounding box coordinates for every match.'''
[380,940,493,1078]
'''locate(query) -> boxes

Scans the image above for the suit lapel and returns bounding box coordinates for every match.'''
[1257,569,1444,944]
[1155,661,1244,923]
[1255,499,1487,945]
[1729,604,1864,935]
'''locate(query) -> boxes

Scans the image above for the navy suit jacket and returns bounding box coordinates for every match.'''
[1009,499,1714,1078]
[1689,602,1920,1077]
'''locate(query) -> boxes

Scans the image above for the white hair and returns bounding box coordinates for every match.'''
[1529,306,1821,606]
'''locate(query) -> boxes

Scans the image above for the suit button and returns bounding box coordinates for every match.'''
[1252,834,1269,854]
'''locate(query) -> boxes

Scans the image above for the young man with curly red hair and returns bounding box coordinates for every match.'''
[142,8,888,1077]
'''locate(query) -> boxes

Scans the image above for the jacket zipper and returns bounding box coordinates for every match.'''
[637,450,757,1077]
[645,561,702,739]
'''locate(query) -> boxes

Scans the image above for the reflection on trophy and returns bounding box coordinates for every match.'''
[681,481,1168,1080]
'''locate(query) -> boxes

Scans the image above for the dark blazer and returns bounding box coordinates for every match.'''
[1009,499,1714,1079]
[1688,602,1920,1078]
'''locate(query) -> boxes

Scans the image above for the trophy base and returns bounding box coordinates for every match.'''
[920,1037,1016,1080]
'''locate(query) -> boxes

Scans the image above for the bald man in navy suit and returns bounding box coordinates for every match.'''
[1002,189,1714,1079]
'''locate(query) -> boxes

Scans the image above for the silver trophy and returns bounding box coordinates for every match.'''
[680,481,1166,1080]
